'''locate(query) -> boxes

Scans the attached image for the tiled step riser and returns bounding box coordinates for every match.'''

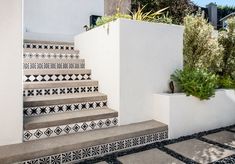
[23,51,79,60]
[20,130,168,163]
[24,43,74,51]
[23,73,91,82]
[23,62,85,70]
[23,86,98,97]
[24,101,108,117]
[24,117,118,141]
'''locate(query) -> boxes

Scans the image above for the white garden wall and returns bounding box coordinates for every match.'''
[75,19,184,125]
[153,90,235,139]
[0,0,23,146]
[24,0,104,42]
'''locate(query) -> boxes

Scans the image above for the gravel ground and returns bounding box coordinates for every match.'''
[79,124,235,164]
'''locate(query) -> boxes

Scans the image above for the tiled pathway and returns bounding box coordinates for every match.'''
[81,125,235,164]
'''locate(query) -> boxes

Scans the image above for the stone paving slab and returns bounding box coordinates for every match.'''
[166,139,235,164]
[117,148,183,164]
[203,131,235,148]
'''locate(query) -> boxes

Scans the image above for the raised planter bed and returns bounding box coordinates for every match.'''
[153,89,235,139]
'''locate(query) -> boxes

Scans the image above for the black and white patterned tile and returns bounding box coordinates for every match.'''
[23,43,74,51]
[20,130,168,163]
[23,86,98,97]
[23,73,91,82]
[23,62,85,70]
[23,117,118,141]
[24,101,107,117]
[23,52,79,60]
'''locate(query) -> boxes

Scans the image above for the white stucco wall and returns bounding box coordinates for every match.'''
[0,0,23,146]
[24,0,104,42]
[154,90,235,139]
[75,19,184,125]
[75,20,121,120]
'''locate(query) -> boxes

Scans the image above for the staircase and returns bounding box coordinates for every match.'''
[0,40,168,163]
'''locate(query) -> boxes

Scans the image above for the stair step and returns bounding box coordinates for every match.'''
[23,59,85,70]
[24,108,117,130]
[23,49,79,60]
[23,80,98,97]
[23,93,108,117]
[23,69,91,82]
[24,40,74,51]
[24,92,106,107]
[23,108,118,141]
[0,120,168,163]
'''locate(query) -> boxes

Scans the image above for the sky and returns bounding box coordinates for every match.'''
[193,0,235,7]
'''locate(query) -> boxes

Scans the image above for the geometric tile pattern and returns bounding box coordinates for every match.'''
[23,62,85,70]
[20,130,168,163]
[23,86,98,97]
[23,43,74,51]
[24,101,107,117]
[23,52,79,60]
[23,73,91,82]
[23,117,118,141]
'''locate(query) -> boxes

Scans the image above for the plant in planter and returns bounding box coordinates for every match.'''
[95,5,170,27]
[183,12,223,72]
[95,13,132,27]
[171,67,218,100]
[218,17,235,80]
[218,76,235,89]
[130,5,169,22]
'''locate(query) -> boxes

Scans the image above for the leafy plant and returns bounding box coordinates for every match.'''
[95,5,169,27]
[171,67,218,100]
[218,17,235,78]
[95,13,131,27]
[130,5,168,22]
[154,12,173,24]
[218,76,235,89]
[183,12,223,72]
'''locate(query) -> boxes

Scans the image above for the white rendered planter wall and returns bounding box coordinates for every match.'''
[75,19,184,125]
[153,90,235,139]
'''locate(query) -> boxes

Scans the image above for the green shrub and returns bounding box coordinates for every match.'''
[218,76,235,89]
[171,68,218,100]
[154,13,173,24]
[132,0,195,24]
[218,17,235,78]
[183,13,223,72]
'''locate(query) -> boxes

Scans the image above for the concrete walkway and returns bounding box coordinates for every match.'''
[84,126,235,164]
